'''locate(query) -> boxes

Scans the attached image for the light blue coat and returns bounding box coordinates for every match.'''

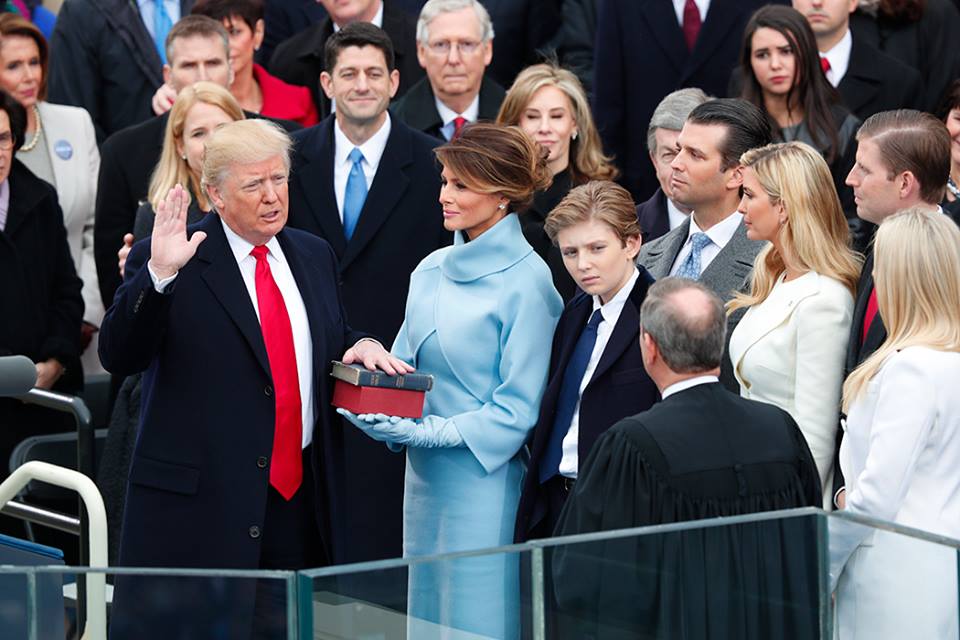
[392,213,562,639]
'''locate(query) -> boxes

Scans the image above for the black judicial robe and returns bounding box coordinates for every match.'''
[551,382,822,640]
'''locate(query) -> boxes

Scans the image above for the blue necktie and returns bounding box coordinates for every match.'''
[343,148,367,241]
[539,309,604,483]
[153,0,173,64]
[675,232,712,280]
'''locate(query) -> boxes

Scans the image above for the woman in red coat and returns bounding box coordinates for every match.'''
[193,0,318,127]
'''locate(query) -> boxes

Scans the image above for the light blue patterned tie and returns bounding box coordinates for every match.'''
[153,0,173,64]
[675,232,712,280]
[343,148,367,241]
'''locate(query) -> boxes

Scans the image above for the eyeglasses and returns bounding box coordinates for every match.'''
[426,40,483,57]
[0,132,14,150]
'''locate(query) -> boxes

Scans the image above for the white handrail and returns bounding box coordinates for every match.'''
[0,460,108,640]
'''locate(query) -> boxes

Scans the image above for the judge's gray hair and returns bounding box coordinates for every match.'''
[416,0,494,44]
[640,278,726,373]
[201,119,292,195]
[646,88,710,152]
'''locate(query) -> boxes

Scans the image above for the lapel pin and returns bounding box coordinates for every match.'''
[54,140,73,160]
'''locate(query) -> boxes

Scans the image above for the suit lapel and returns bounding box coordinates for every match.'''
[93,0,164,85]
[2,162,43,237]
[638,0,688,75]
[644,217,689,278]
[293,120,346,256]
[700,222,763,299]
[683,0,744,81]
[588,270,652,384]
[554,296,594,380]
[197,216,271,377]
[339,122,411,270]
[838,37,879,115]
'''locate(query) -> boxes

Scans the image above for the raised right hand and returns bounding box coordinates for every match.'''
[148,184,206,279]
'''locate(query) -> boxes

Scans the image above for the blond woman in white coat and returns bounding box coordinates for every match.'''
[0,14,103,374]
[831,209,960,640]
[728,142,861,505]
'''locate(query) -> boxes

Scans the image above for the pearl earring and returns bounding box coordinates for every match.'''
[571,131,578,140]
[498,203,506,210]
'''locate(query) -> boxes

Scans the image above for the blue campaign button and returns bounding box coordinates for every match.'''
[54,139,73,160]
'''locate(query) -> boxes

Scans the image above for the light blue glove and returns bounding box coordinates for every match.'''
[338,409,464,448]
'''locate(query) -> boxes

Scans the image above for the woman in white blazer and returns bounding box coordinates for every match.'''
[831,209,960,640]
[0,14,102,374]
[727,142,861,504]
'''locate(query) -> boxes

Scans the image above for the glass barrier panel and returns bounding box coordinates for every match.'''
[0,565,297,640]
[828,511,960,640]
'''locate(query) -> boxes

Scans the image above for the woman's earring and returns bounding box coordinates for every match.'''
[571,131,578,141]
[498,203,506,210]
[181,154,187,161]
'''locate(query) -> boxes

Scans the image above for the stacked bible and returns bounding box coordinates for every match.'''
[330,361,434,418]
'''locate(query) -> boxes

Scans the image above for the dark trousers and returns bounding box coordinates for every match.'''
[252,446,327,639]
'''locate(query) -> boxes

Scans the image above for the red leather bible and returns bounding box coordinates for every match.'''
[331,382,427,418]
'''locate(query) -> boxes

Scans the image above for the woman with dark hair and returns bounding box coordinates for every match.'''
[0,88,83,523]
[342,122,563,639]
[935,79,960,221]
[191,0,318,126]
[739,5,860,220]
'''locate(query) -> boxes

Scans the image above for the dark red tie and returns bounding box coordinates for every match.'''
[820,56,831,74]
[453,116,467,139]
[682,0,701,51]
[251,246,302,500]
[861,287,879,346]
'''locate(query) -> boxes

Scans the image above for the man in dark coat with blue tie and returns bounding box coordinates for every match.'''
[99,119,410,639]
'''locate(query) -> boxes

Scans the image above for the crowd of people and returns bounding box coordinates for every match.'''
[1,0,960,638]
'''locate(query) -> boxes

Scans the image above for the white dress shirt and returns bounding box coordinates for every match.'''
[672,0,710,25]
[558,268,640,478]
[820,29,853,87]
[436,94,480,141]
[137,0,181,41]
[661,374,719,400]
[149,219,316,448]
[333,113,392,222]
[666,197,689,232]
[669,211,742,277]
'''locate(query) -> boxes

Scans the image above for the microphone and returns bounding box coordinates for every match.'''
[0,355,37,397]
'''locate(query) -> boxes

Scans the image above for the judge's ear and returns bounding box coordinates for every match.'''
[640,331,657,369]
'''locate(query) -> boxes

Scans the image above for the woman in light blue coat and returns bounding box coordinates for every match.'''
[342,122,563,639]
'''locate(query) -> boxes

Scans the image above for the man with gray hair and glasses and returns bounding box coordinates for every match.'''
[551,277,821,638]
[637,88,710,243]
[391,0,505,141]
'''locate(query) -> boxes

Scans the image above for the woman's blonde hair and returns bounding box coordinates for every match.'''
[496,63,617,184]
[842,208,960,411]
[148,82,244,212]
[727,141,861,313]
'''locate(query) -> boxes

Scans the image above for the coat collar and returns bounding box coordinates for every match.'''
[2,160,52,237]
[397,75,506,133]
[441,213,531,282]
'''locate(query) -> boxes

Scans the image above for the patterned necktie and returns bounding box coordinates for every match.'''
[540,309,604,483]
[251,246,303,500]
[152,0,172,64]
[675,232,712,280]
[342,147,367,241]
[452,116,467,140]
[682,0,701,51]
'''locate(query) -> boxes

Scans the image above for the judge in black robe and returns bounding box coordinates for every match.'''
[550,278,822,640]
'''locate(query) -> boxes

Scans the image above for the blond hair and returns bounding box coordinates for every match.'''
[842,209,960,411]
[496,63,617,184]
[544,180,640,248]
[201,118,292,203]
[149,82,244,212]
[434,121,551,211]
[727,142,861,313]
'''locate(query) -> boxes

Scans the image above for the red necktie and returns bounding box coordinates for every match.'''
[820,56,831,74]
[682,0,701,51]
[453,116,467,139]
[861,287,879,346]
[251,246,302,500]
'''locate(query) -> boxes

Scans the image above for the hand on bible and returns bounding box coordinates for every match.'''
[148,184,206,280]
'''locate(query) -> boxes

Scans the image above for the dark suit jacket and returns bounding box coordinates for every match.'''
[47,0,193,142]
[481,0,563,89]
[558,0,598,94]
[287,115,450,564]
[258,0,326,69]
[94,111,300,309]
[268,2,424,118]
[552,382,822,639]
[592,0,786,201]
[838,34,924,121]
[100,214,368,637]
[636,187,672,243]
[390,75,506,140]
[514,270,660,542]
